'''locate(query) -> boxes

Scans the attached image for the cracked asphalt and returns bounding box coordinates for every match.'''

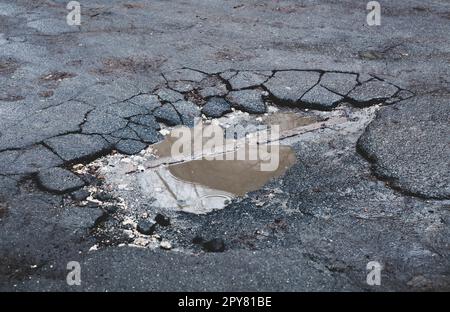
[0,0,449,291]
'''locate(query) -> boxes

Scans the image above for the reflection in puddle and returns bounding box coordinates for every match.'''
[167,146,296,196]
[263,113,318,132]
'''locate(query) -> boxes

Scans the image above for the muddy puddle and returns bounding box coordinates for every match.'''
[141,118,299,213]
[96,112,325,214]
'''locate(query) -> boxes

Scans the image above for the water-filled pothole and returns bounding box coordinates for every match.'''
[97,113,314,214]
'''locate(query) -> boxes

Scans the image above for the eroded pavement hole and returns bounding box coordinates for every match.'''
[12,67,413,252]
[73,103,378,252]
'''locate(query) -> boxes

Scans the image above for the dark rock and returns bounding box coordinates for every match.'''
[137,220,157,235]
[192,236,204,244]
[37,167,85,193]
[226,90,266,114]
[104,205,119,214]
[153,104,182,126]
[71,189,90,201]
[203,238,225,252]
[94,192,115,202]
[201,97,232,118]
[81,173,103,186]
[115,139,147,155]
[155,213,170,226]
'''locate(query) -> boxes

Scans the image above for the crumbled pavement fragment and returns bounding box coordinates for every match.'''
[44,134,111,162]
[347,79,399,106]
[155,213,170,226]
[93,191,116,202]
[153,104,182,126]
[71,189,90,201]
[263,71,321,104]
[164,68,207,82]
[228,71,272,90]
[57,206,107,230]
[137,219,157,235]
[300,85,343,110]
[155,88,184,103]
[115,139,147,155]
[129,94,162,112]
[198,76,228,98]
[319,72,358,96]
[129,114,160,130]
[103,101,148,118]
[0,146,63,175]
[110,127,141,141]
[81,110,128,134]
[104,205,119,215]
[201,97,232,118]
[357,95,450,199]
[160,241,172,250]
[203,238,225,252]
[226,89,267,114]
[172,100,201,126]
[128,124,163,144]
[37,167,85,194]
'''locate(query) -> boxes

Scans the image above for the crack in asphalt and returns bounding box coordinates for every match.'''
[0,68,416,198]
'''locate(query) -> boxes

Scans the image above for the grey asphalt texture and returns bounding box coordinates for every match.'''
[0,0,449,291]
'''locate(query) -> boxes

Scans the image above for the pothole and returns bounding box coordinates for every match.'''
[93,112,310,215]
[75,105,377,252]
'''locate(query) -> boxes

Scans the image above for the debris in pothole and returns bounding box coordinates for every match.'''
[155,213,171,226]
[203,238,226,252]
[160,240,173,250]
[71,189,90,201]
[137,219,157,235]
[83,105,380,252]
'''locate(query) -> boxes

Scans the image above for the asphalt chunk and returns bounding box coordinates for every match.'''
[37,167,85,194]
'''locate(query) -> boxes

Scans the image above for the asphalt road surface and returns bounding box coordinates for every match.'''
[0,0,449,291]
